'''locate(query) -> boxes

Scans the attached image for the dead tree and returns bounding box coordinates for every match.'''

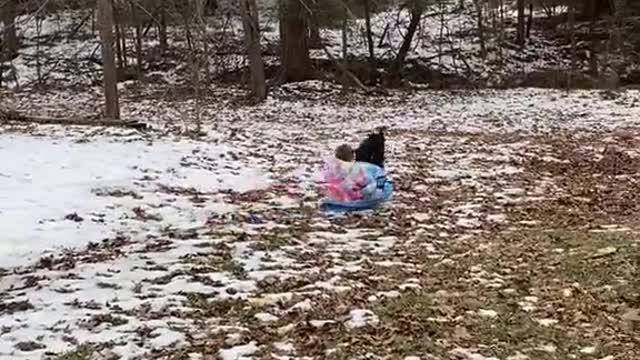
[98,0,120,119]
[240,0,267,100]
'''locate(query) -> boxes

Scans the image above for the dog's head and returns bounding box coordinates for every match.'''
[375,125,388,135]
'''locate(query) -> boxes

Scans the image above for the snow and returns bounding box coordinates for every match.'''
[254,312,279,323]
[0,134,269,268]
[219,342,259,360]
[535,318,559,327]
[580,346,597,355]
[345,309,380,329]
[478,309,499,319]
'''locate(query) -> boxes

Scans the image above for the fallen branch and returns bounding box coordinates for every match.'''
[1,109,147,129]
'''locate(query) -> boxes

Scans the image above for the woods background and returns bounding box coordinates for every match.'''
[2,0,640,120]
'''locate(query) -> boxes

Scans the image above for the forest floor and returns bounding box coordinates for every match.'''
[1,83,640,360]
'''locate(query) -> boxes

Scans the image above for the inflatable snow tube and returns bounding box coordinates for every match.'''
[316,158,393,213]
[319,179,393,213]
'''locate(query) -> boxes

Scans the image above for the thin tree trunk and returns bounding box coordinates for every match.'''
[1,0,19,58]
[378,23,389,47]
[342,14,348,60]
[36,15,43,84]
[97,0,120,119]
[363,0,375,65]
[184,10,201,134]
[159,0,168,53]
[132,3,143,80]
[526,3,533,39]
[589,0,599,78]
[194,0,211,83]
[516,0,525,48]
[240,0,266,100]
[569,0,577,74]
[498,0,505,63]
[118,23,128,71]
[113,5,124,70]
[611,0,625,59]
[438,0,445,65]
[474,0,487,59]
[568,0,577,90]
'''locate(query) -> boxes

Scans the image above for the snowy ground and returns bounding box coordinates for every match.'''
[1,84,640,359]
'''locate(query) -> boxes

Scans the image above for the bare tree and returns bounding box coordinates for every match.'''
[240,0,267,100]
[98,0,121,119]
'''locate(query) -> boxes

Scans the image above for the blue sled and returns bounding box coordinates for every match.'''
[319,181,393,213]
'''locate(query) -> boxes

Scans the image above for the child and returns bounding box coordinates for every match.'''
[321,144,363,202]
[318,128,388,203]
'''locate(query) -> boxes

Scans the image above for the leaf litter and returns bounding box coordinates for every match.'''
[1,84,640,359]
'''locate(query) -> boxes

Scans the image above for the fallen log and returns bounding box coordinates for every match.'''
[0,109,148,130]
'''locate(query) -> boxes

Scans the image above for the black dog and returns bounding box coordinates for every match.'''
[355,127,385,168]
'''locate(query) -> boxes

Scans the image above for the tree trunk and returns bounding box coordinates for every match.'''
[132,3,143,79]
[98,0,120,119]
[474,0,487,59]
[589,0,599,77]
[363,0,375,65]
[1,0,19,58]
[568,0,577,90]
[392,4,422,73]
[240,0,267,100]
[159,0,168,53]
[113,5,124,70]
[526,3,533,39]
[569,0,577,74]
[118,23,128,71]
[279,0,313,82]
[36,15,43,84]
[498,0,505,63]
[611,0,625,57]
[194,0,211,83]
[308,22,322,49]
[516,0,525,48]
[341,14,348,60]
